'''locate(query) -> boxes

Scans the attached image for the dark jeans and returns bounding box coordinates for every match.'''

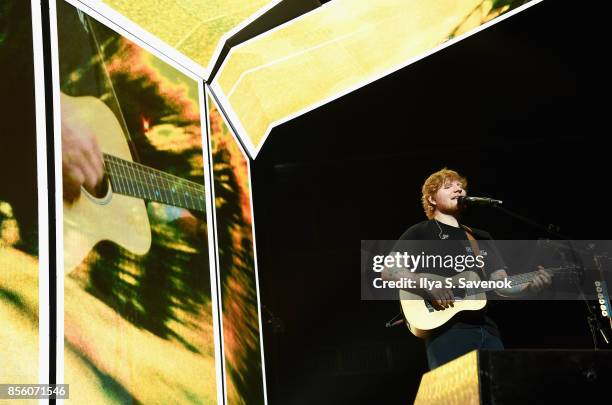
[425,326,504,369]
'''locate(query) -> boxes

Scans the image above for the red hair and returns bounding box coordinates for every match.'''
[421,168,467,219]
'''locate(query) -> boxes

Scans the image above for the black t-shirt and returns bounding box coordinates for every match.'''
[397,219,503,338]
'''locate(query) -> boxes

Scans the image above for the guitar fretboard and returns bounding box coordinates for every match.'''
[104,154,206,212]
[465,266,576,296]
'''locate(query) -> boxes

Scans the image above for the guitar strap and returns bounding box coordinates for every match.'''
[462,225,487,278]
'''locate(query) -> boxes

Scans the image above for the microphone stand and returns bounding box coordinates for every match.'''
[385,311,405,328]
[491,205,610,349]
[494,205,568,240]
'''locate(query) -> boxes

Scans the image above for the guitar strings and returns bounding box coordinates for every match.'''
[104,162,205,197]
[107,175,206,210]
[106,172,206,206]
[104,163,205,199]
[103,157,206,196]
[103,161,206,210]
[103,154,206,193]
[104,157,205,194]
[106,172,206,209]
[463,267,574,296]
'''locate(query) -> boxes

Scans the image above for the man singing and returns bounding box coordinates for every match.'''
[382,168,551,369]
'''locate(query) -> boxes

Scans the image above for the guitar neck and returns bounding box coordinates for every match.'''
[505,267,566,287]
[471,267,573,295]
[103,154,206,212]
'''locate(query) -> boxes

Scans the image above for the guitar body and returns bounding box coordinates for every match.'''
[399,271,487,338]
[62,95,151,273]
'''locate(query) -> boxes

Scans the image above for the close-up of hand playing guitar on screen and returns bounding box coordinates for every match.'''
[60,92,105,202]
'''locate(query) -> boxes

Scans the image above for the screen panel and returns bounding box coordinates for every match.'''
[0,0,44,394]
[53,0,220,402]
[207,89,266,405]
[98,0,282,77]
[212,0,539,157]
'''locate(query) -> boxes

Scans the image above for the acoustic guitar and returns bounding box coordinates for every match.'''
[62,94,206,272]
[399,266,575,338]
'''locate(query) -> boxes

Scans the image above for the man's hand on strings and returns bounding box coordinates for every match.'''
[428,287,455,310]
[528,265,553,293]
[61,93,105,202]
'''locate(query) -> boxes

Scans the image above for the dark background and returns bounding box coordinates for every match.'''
[251,1,611,403]
[0,0,38,254]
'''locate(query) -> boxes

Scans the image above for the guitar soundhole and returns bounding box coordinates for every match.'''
[82,175,112,204]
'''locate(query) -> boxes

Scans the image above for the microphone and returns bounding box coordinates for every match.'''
[457,196,503,208]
